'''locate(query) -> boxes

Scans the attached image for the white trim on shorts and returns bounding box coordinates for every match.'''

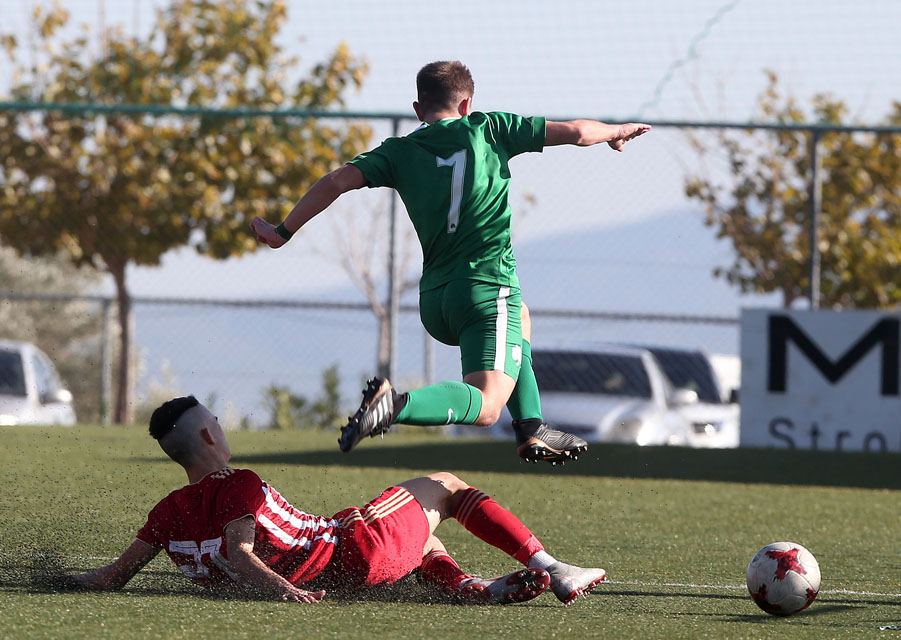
[494,286,511,371]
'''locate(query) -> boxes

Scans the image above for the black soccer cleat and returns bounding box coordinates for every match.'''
[516,423,588,465]
[339,377,396,453]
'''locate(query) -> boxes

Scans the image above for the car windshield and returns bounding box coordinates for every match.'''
[533,351,652,398]
[0,349,27,397]
[646,348,721,403]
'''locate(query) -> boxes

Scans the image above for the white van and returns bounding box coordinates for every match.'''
[0,339,76,426]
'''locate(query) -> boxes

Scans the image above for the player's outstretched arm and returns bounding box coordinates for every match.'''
[71,539,160,590]
[250,163,368,248]
[545,120,651,151]
[225,516,326,603]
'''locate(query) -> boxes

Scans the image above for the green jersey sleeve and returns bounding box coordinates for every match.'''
[348,139,398,188]
[484,112,546,157]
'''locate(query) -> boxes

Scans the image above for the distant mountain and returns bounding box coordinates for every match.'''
[513,207,763,315]
[130,208,778,425]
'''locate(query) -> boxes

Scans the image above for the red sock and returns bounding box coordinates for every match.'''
[453,488,544,565]
[420,550,468,590]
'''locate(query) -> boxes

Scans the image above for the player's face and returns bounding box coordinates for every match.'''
[199,405,231,462]
[211,415,231,462]
[217,418,231,461]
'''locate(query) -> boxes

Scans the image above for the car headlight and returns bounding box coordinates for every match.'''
[691,421,723,436]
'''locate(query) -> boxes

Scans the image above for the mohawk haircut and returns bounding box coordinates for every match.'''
[149,395,199,440]
[416,60,475,114]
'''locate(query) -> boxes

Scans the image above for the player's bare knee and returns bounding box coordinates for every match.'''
[473,404,502,427]
[427,472,470,516]
[428,471,468,493]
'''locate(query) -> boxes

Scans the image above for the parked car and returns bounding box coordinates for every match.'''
[707,352,741,403]
[0,339,76,426]
[634,345,740,448]
[449,343,738,448]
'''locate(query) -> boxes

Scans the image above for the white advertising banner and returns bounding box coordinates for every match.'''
[740,309,900,452]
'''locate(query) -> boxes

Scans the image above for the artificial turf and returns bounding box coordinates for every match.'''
[0,425,898,639]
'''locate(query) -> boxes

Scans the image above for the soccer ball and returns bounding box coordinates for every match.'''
[746,542,820,616]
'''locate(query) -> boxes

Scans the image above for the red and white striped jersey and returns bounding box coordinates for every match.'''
[136,467,339,587]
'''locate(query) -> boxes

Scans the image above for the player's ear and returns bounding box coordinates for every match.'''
[413,101,425,122]
[200,427,215,445]
[458,97,473,116]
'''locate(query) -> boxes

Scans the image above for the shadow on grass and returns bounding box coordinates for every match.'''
[0,549,200,599]
[721,603,882,627]
[603,588,747,601]
[596,588,899,610]
[0,551,545,607]
[216,439,901,490]
[6,551,896,613]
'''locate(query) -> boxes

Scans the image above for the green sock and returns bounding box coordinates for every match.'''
[395,381,482,426]
[506,340,543,421]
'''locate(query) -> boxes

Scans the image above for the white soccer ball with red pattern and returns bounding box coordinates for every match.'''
[746,542,820,616]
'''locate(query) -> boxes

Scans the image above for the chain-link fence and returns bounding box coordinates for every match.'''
[1,105,899,425]
[0,293,742,427]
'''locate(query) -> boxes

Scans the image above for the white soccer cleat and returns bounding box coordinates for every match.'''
[546,562,607,605]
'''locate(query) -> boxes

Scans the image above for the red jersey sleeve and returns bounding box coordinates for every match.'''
[136,497,171,548]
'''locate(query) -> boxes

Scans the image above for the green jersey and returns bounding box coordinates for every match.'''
[348,111,546,292]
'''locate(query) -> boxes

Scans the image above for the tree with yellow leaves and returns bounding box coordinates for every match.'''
[0,1,371,422]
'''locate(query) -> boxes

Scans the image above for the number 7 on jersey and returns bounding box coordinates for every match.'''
[436,150,466,233]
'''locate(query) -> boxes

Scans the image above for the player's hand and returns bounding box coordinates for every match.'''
[69,573,89,589]
[250,216,288,249]
[279,586,325,603]
[54,573,89,590]
[608,123,652,151]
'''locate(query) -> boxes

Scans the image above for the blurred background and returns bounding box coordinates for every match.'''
[1,0,898,429]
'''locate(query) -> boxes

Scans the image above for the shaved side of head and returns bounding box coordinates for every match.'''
[149,397,210,465]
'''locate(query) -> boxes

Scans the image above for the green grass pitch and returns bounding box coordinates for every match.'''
[0,425,898,639]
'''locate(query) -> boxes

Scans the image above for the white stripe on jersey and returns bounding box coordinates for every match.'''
[259,485,339,549]
[494,287,510,371]
[264,486,336,532]
[257,513,337,549]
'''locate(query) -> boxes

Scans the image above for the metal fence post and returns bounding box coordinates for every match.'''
[808,129,823,310]
[99,297,113,425]
[386,117,401,381]
[424,331,434,385]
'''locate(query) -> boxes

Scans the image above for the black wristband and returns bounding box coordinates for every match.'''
[275,223,294,241]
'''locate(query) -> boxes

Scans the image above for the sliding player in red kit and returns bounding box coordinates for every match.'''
[71,396,607,605]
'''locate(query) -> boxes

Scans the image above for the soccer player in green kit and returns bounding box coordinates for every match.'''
[251,61,651,465]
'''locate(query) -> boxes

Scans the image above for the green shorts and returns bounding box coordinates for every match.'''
[419,280,523,379]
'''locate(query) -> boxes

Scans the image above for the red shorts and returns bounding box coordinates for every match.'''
[331,486,430,587]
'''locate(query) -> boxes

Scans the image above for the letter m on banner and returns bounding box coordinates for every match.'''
[768,315,900,396]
